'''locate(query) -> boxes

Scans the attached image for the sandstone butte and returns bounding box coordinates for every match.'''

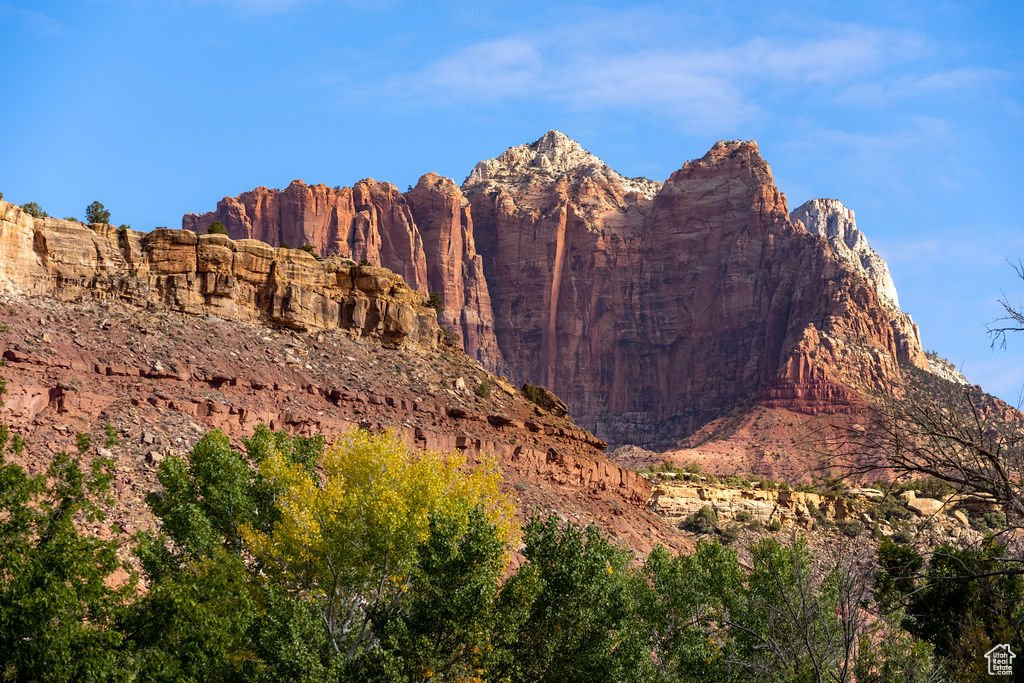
[187,131,940,449]
[0,200,688,553]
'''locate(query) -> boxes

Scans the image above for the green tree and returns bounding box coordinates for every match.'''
[0,450,132,681]
[125,549,258,682]
[207,221,228,235]
[86,200,111,224]
[424,292,444,314]
[494,515,653,682]
[728,537,861,682]
[682,504,718,534]
[130,427,330,681]
[639,541,745,681]
[132,426,515,680]
[853,617,937,683]
[357,506,508,681]
[242,429,517,663]
[21,201,48,218]
[875,540,1023,680]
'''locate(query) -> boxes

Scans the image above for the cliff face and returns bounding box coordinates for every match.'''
[183,178,502,367]
[464,134,929,447]
[179,131,931,449]
[182,179,430,293]
[1,201,439,347]
[791,198,900,310]
[0,200,686,554]
[404,173,503,367]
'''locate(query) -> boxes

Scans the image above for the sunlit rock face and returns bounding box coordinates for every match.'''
[791,198,900,310]
[465,134,927,447]
[182,177,502,367]
[179,131,931,448]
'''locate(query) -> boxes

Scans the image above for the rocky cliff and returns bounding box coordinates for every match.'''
[1,201,439,346]
[465,133,929,447]
[791,198,900,310]
[0,199,684,553]
[182,178,502,367]
[182,132,932,449]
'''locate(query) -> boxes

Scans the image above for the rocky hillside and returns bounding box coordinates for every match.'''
[0,201,684,554]
[185,132,936,450]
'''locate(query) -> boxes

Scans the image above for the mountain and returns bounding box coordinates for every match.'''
[183,132,934,449]
[790,198,900,310]
[463,134,928,447]
[0,200,681,552]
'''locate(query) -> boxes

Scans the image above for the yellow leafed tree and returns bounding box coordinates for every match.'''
[241,428,517,657]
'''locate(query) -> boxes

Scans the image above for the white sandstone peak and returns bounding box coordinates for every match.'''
[463,131,661,199]
[791,198,901,310]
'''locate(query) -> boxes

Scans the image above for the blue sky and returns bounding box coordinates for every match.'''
[1,1,1022,400]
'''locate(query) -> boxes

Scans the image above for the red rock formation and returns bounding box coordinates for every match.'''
[180,131,932,450]
[183,179,430,295]
[183,178,502,368]
[404,173,502,367]
[464,133,929,448]
[1,199,691,554]
[0,202,440,347]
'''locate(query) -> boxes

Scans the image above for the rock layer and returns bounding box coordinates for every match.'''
[183,178,502,367]
[1,201,439,347]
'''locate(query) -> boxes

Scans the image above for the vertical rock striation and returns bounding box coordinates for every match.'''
[182,179,430,294]
[183,178,502,367]
[404,173,502,367]
[464,133,928,447]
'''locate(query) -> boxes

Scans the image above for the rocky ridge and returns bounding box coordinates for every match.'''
[791,198,901,310]
[183,132,940,453]
[183,177,502,368]
[0,200,684,553]
[1,202,438,346]
[647,472,991,548]
[925,350,969,385]
[463,129,662,210]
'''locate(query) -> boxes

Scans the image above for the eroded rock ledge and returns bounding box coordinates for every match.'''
[0,201,439,347]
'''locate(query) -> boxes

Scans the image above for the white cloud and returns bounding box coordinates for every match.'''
[422,39,542,99]
[837,66,1013,105]
[380,19,930,134]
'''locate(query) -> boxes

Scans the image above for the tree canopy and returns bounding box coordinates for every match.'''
[85,200,111,224]
[2,424,1006,681]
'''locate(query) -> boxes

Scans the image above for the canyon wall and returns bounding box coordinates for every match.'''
[463,133,928,447]
[182,177,502,367]
[0,201,439,347]
[183,132,931,448]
